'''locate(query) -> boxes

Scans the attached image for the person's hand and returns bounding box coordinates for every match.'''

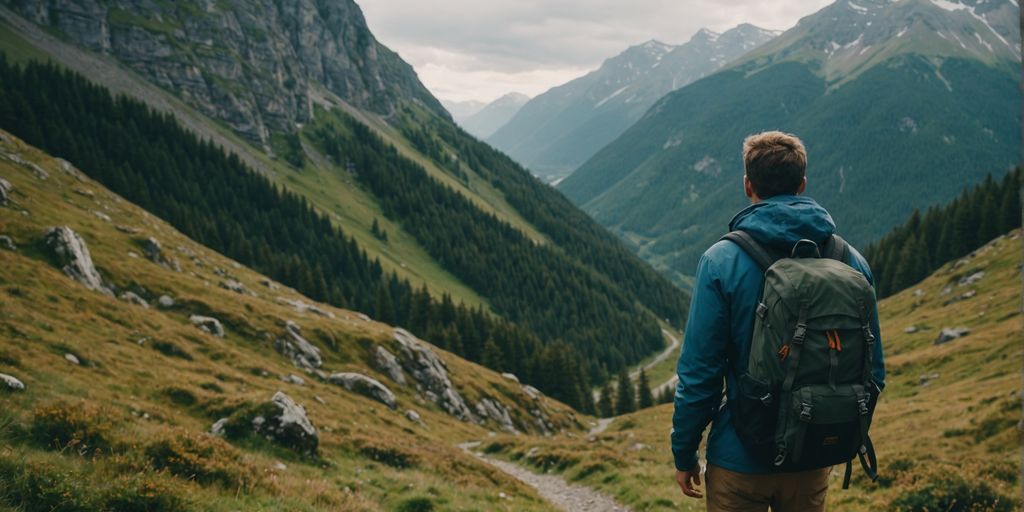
[675,465,704,499]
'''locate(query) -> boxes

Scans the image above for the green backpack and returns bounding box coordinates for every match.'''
[723,230,880,489]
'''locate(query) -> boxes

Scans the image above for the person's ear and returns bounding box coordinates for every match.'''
[744,175,754,199]
[796,176,807,195]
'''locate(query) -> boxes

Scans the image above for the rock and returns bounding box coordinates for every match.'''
[0,373,24,391]
[405,409,423,424]
[958,270,985,286]
[912,289,924,297]
[115,225,141,234]
[392,328,474,421]
[272,461,287,471]
[190,315,225,337]
[919,373,940,386]
[0,177,11,204]
[260,277,279,290]
[119,291,149,309]
[276,297,335,318]
[475,397,518,433]
[373,346,406,385]
[65,353,80,365]
[327,372,397,409]
[44,226,113,296]
[252,391,318,456]
[903,325,918,334]
[940,286,953,296]
[74,188,96,198]
[934,327,970,345]
[0,235,15,251]
[219,279,246,294]
[522,385,541,401]
[274,321,322,370]
[210,418,229,437]
[143,237,181,271]
[356,312,371,322]
[157,295,175,308]
[962,290,977,299]
[501,373,520,383]
[280,373,306,386]
[93,211,111,222]
[55,158,86,181]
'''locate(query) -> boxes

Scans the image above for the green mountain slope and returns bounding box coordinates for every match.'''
[476,224,1023,511]
[559,0,1020,284]
[0,0,690,404]
[0,130,582,511]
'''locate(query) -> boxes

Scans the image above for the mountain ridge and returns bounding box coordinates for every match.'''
[457,92,530,139]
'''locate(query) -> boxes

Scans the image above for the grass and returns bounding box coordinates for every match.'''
[483,228,1024,511]
[0,131,582,510]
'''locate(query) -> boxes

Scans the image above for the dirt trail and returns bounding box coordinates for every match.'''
[459,442,631,512]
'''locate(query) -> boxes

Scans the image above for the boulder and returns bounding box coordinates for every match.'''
[522,385,541,401]
[0,235,15,251]
[405,409,423,424]
[327,372,397,409]
[0,177,11,204]
[55,158,87,181]
[372,346,406,385]
[92,211,111,222]
[276,297,335,318]
[65,353,80,365]
[903,325,918,334]
[919,373,940,386]
[274,321,322,370]
[934,327,970,345]
[280,373,306,386]
[119,291,150,309]
[475,397,518,433]
[392,328,473,421]
[157,295,175,308]
[116,225,141,235]
[44,226,113,296]
[252,391,318,456]
[219,279,246,294]
[190,315,225,337]
[501,373,520,383]
[143,237,181,271]
[0,372,24,391]
[958,271,985,286]
[260,277,279,290]
[210,417,229,437]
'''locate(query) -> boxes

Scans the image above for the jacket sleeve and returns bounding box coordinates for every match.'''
[848,248,886,391]
[671,251,730,471]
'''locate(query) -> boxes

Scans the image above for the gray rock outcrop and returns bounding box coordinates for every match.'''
[328,372,397,409]
[251,391,318,456]
[119,291,149,308]
[934,326,970,345]
[157,295,175,308]
[475,397,518,433]
[958,271,985,286]
[0,372,25,391]
[190,315,225,337]
[143,237,181,271]
[392,328,473,421]
[372,346,406,385]
[276,297,335,318]
[274,321,322,370]
[220,279,247,294]
[44,226,113,296]
[405,409,423,424]
[0,235,15,251]
[0,177,11,204]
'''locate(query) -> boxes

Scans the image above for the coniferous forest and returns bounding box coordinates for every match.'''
[865,168,1022,297]
[0,59,604,412]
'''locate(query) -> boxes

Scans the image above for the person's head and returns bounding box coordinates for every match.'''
[742,131,807,202]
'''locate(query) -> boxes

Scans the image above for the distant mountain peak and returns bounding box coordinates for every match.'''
[691,28,722,43]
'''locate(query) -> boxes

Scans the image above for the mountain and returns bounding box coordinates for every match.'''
[560,0,1021,285]
[442,98,487,122]
[0,0,690,411]
[458,92,530,139]
[487,24,780,183]
[0,129,581,510]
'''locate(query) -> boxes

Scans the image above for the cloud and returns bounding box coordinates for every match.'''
[358,0,834,102]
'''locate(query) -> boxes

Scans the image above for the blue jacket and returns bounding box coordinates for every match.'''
[670,195,886,473]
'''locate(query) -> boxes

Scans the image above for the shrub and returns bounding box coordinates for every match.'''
[143,429,257,489]
[890,474,1014,512]
[29,401,113,453]
[395,496,435,512]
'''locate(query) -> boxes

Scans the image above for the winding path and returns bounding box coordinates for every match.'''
[459,442,631,512]
[594,328,682,401]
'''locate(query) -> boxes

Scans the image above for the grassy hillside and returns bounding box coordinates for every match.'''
[477,228,1023,511]
[0,130,586,511]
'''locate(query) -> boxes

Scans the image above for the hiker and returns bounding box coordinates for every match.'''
[670,131,886,511]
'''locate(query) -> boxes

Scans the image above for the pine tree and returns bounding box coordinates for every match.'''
[597,381,615,418]
[637,368,654,409]
[615,370,636,415]
[481,338,504,371]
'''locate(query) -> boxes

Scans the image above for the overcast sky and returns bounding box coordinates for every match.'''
[358,0,835,103]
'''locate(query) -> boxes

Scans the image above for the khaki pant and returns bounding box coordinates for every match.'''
[706,463,831,512]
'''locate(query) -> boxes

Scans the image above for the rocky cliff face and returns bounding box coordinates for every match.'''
[7,0,446,147]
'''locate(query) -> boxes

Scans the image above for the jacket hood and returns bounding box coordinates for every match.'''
[728,195,836,253]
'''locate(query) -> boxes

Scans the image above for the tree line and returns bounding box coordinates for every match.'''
[0,58,599,412]
[864,168,1021,297]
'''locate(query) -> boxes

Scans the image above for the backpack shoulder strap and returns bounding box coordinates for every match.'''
[720,231,778,272]
[824,234,850,263]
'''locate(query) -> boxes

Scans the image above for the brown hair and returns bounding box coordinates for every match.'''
[742,131,807,198]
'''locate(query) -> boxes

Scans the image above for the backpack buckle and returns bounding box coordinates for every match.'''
[793,323,807,344]
[799,402,812,422]
[858,397,869,416]
[756,302,768,319]
[773,449,787,466]
[759,392,773,406]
